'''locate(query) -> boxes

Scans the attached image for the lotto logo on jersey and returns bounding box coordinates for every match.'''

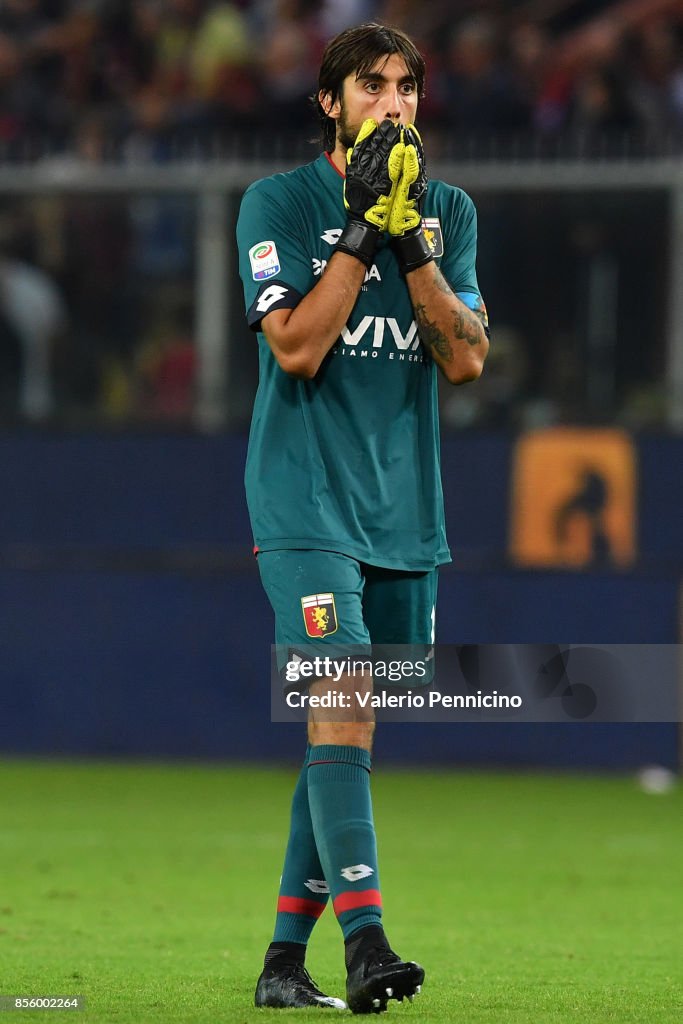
[301,593,338,638]
[249,240,281,281]
[321,228,343,245]
[421,218,443,257]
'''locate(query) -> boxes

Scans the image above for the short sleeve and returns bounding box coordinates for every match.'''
[236,177,313,329]
[437,187,489,334]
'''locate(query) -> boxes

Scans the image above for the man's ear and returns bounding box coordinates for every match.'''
[319,90,341,119]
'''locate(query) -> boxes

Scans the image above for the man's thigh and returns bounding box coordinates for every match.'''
[362,564,438,645]
[257,549,371,648]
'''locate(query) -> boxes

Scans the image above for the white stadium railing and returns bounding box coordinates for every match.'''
[1,157,681,430]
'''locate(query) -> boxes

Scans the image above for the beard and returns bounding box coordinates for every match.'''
[337,105,363,150]
[337,106,404,149]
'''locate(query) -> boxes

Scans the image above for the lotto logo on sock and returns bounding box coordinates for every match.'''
[301,593,338,638]
[341,864,374,882]
[304,879,330,894]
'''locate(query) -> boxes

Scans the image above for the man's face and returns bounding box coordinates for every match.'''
[326,53,419,150]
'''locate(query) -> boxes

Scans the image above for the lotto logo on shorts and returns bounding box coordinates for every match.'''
[249,240,281,281]
[301,593,338,638]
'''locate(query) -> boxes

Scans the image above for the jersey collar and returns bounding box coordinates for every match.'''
[323,151,345,179]
[317,150,346,189]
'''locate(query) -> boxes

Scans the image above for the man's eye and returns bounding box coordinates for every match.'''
[365,83,380,93]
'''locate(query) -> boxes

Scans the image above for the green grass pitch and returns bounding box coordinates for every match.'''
[1,758,681,1023]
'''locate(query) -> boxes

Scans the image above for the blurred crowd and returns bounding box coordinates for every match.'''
[0,0,680,428]
[0,0,681,161]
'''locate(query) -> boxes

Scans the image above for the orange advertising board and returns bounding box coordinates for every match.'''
[510,428,637,568]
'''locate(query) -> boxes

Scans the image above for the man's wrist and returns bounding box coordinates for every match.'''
[335,219,379,269]
[392,228,434,274]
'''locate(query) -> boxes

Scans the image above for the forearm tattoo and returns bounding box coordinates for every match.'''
[432,269,485,348]
[415,301,484,362]
[454,306,485,347]
[414,302,453,362]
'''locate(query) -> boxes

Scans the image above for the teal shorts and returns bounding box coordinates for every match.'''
[258,549,438,682]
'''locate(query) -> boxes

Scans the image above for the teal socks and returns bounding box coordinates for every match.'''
[271,743,383,948]
[272,745,330,944]
[307,744,382,939]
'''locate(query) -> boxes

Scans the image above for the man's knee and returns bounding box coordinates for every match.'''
[307,673,375,750]
[308,718,375,751]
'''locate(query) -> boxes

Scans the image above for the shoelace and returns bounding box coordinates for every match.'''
[285,962,325,996]
[363,945,401,972]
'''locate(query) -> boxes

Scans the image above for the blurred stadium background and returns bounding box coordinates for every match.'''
[0,0,681,775]
[1,5,682,1021]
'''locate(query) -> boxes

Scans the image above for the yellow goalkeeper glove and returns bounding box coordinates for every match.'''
[389,124,434,274]
[335,118,404,268]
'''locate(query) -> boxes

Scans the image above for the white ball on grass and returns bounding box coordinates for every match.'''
[636,764,677,794]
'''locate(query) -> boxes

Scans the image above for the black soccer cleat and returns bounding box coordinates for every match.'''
[346,944,425,1014]
[254,961,347,1010]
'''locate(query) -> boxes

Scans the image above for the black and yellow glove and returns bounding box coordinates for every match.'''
[389,124,434,274]
[335,118,404,268]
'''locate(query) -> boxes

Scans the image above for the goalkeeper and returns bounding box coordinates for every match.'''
[236,21,489,1015]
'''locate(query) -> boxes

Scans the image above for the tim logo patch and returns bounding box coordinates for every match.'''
[421,218,443,257]
[301,593,338,638]
[249,240,281,281]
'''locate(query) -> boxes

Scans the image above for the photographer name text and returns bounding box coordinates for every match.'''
[285,689,523,709]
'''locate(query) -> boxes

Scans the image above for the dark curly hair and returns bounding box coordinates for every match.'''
[313,23,426,152]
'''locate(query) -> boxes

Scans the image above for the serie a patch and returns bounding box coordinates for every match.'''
[421,218,443,257]
[301,593,338,638]
[249,240,281,281]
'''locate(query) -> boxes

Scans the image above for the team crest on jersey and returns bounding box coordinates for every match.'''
[249,240,281,281]
[301,593,338,638]
[421,218,443,258]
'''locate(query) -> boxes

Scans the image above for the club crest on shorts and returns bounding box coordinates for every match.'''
[301,593,338,638]
[421,218,443,257]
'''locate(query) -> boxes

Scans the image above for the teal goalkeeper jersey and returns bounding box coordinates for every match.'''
[236,152,487,571]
